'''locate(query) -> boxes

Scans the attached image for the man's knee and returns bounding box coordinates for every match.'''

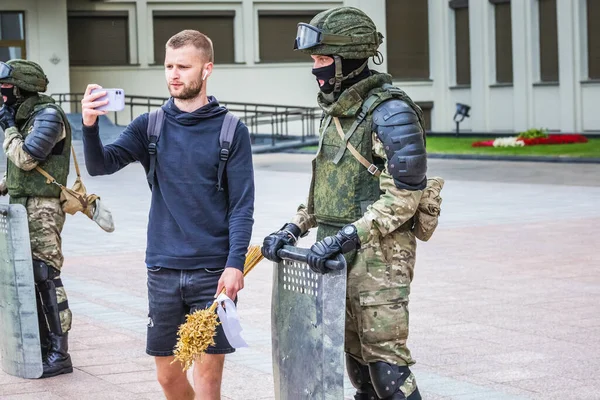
[155,358,187,388]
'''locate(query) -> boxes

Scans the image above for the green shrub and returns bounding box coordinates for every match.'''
[518,128,549,139]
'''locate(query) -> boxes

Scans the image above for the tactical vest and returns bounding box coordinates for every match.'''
[7,97,71,201]
[309,74,425,228]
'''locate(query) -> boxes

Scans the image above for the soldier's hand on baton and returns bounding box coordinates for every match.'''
[306,224,360,274]
[81,84,108,127]
[262,223,302,262]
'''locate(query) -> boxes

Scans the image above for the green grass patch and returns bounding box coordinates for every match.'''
[299,138,600,158]
[426,137,600,157]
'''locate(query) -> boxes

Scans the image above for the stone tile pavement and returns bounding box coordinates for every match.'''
[1,145,600,399]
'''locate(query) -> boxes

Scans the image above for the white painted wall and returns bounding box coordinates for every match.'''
[8,0,599,132]
[532,86,561,131]
[582,85,600,132]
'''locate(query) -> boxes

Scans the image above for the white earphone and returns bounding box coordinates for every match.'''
[202,70,208,81]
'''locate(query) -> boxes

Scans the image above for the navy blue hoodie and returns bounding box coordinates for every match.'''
[82,97,255,271]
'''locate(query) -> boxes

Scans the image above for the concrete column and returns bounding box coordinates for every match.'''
[428,0,451,131]
[35,0,71,96]
[556,0,580,132]
[468,0,492,131]
[242,0,255,65]
[511,0,534,132]
[137,0,148,67]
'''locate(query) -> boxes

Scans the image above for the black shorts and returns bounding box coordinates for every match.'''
[146,266,235,357]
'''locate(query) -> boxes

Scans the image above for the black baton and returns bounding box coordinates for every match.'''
[276,245,346,271]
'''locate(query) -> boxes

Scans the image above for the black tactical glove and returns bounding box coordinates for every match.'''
[262,223,303,263]
[306,224,361,274]
[0,105,16,131]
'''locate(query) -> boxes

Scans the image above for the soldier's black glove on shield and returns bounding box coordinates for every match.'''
[0,105,16,131]
[307,224,360,274]
[262,223,302,263]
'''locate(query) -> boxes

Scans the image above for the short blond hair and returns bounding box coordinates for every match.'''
[166,30,214,62]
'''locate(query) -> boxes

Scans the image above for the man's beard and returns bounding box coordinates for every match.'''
[169,77,203,100]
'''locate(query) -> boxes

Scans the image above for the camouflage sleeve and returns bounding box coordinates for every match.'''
[353,132,423,244]
[2,126,38,171]
[290,203,317,234]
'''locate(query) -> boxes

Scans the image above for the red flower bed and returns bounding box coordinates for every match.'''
[520,134,588,145]
[472,140,495,147]
[472,134,588,147]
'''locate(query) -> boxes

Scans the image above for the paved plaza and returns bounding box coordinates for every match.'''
[1,145,600,400]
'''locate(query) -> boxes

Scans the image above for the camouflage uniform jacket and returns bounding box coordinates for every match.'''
[292,73,425,246]
[4,95,70,206]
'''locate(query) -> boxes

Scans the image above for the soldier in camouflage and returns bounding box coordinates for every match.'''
[262,7,444,400]
[0,60,73,378]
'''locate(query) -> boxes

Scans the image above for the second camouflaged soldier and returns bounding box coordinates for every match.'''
[263,7,444,400]
[0,60,74,378]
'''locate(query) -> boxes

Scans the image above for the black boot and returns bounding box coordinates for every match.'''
[41,332,73,378]
[33,261,73,378]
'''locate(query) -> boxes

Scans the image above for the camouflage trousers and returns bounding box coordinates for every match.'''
[11,196,71,333]
[318,223,418,385]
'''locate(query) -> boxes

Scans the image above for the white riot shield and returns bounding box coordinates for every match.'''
[272,245,347,400]
[0,204,42,379]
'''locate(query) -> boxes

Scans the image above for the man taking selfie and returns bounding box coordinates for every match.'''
[80,30,255,399]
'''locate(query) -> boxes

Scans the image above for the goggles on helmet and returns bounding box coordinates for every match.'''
[293,23,358,50]
[0,62,13,80]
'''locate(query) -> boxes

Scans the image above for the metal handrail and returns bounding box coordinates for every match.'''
[51,93,321,145]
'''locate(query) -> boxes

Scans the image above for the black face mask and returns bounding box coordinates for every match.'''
[311,57,371,95]
[0,86,17,106]
[312,63,336,94]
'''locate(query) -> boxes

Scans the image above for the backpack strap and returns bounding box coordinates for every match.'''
[146,108,165,189]
[332,93,381,165]
[216,112,240,192]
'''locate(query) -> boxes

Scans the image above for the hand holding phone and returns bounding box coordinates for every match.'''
[82,84,125,127]
[90,88,125,112]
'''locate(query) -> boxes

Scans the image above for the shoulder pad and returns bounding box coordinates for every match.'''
[23,107,64,161]
[34,106,63,124]
[372,99,426,191]
[372,99,419,128]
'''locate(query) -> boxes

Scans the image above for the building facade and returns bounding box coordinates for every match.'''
[1,0,599,133]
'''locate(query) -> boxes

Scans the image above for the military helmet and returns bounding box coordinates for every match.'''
[0,59,49,92]
[294,7,383,59]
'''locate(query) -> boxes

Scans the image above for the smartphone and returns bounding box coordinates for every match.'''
[90,88,125,112]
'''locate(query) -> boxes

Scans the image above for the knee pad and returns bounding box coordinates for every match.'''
[33,259,58,285]
[368,362,413,399]
[346,353,372,391]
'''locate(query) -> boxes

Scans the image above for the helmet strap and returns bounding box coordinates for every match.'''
[328,56,369,95]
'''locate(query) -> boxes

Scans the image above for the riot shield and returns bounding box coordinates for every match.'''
[272,245,347,400]
[0,204,42,379]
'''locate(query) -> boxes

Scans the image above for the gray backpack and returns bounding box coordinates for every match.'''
[145,109,239,191]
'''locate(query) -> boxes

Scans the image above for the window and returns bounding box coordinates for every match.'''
[153,11,235,65]
[386,0,430,80]
[491,0,513,84]
[0,12,26,61]
[68,12,129,66]
[538,0,559,82]
[258,10,322,63]
[587,0,600,79]
[450,0,470,85]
